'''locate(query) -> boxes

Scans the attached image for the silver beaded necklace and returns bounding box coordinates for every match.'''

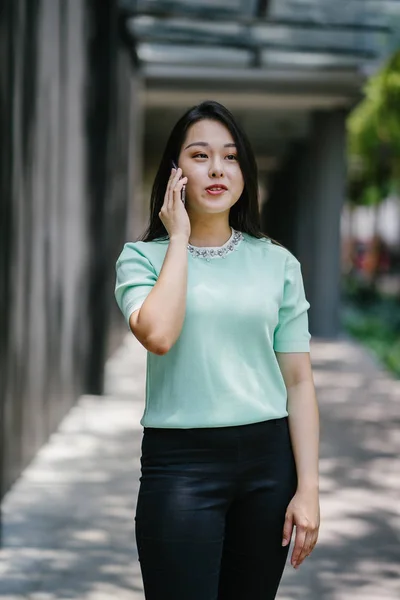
[187,227,244,261]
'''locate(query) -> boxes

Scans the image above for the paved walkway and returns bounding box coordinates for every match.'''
[1,333,399,599]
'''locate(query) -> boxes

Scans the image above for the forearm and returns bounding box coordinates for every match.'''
[137,235,188,353]
[287,379,320,492]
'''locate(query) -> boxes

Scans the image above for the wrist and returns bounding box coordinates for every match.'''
[296,479,319,494]
[170,233,189,244]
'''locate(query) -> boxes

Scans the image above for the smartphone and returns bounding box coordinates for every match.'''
[171,160,186,205]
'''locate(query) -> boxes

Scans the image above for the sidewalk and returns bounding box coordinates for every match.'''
[1,333,399,599]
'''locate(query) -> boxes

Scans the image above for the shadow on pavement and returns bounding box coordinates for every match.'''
[1,336,399,599]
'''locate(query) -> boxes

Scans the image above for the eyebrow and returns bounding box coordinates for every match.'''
[184,141,237,150]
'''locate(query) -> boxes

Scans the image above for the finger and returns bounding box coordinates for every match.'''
[296,530,314,567]
[172,177,187,205]
[170,175,186,209]
[164,168,177,207]
[291,527,306,569]
[164,167,178,210]
[168,168,182,209]
[282,512,294,547]
[309,527,319,555]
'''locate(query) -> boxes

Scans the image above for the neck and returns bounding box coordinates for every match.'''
[187,217,232,248]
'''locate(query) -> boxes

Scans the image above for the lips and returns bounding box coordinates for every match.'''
[205,184,228,193]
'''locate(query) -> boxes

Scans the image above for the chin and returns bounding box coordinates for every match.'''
[198,203,229,214]
[202,196,230,207]
[188,193,233,213]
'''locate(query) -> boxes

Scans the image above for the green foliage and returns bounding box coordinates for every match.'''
[342,278,400,378]
[386,340,400,377]
[347,51,400,205]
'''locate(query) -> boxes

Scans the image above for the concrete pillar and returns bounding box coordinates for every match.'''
[261,144,302,249]
[296,110,347,337]
[128,72,145,241]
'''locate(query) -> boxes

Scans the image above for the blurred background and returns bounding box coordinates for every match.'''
[1,1,400,598]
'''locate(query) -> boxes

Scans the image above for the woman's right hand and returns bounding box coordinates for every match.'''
[159,168,191,242]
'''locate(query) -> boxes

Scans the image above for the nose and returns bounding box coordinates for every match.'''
[209,158,224,179]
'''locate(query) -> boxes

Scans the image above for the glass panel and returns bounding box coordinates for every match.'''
[121,0,400,25]
[120,0,399,69]
[261,49,365,69]
[123,0,258,17]
[127,16,243,43]
[268,0,400,28]
[136,0,243,8]
[129,16,385,55]
[252,24,382,56]
[137,42,251,66]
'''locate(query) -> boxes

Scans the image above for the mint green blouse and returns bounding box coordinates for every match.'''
[114,229,311,428]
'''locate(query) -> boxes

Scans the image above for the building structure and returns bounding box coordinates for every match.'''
[120,0,400,335]
[1,0,400,537]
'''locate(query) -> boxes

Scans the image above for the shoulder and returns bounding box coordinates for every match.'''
[242,233,300,268]
[116,239,169,276]
[117,238,168,262]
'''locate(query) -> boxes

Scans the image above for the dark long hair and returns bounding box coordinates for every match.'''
[138,100,279,245]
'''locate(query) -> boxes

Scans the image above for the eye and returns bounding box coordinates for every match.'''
[226,154,238,161]
[193,153,208,159]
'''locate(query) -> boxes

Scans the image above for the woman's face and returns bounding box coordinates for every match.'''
[177,119,244,215]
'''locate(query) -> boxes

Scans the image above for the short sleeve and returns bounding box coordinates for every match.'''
[273,258,311,353]
[114,243,158,327]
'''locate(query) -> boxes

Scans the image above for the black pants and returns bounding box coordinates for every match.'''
[135,417,297,600]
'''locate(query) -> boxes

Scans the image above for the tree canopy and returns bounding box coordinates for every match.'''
[347,50,400,206]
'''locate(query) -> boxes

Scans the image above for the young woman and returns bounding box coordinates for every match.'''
[115,100,320,600]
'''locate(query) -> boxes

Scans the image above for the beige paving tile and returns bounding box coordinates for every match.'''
[1,333,399,599]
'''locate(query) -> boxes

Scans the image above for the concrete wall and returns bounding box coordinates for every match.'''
[0,0,136,510]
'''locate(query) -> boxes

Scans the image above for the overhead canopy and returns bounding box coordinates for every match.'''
[120,0,400,74]
[118,1,400,164]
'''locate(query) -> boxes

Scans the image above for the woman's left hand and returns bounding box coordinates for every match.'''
[282,488,320,569]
